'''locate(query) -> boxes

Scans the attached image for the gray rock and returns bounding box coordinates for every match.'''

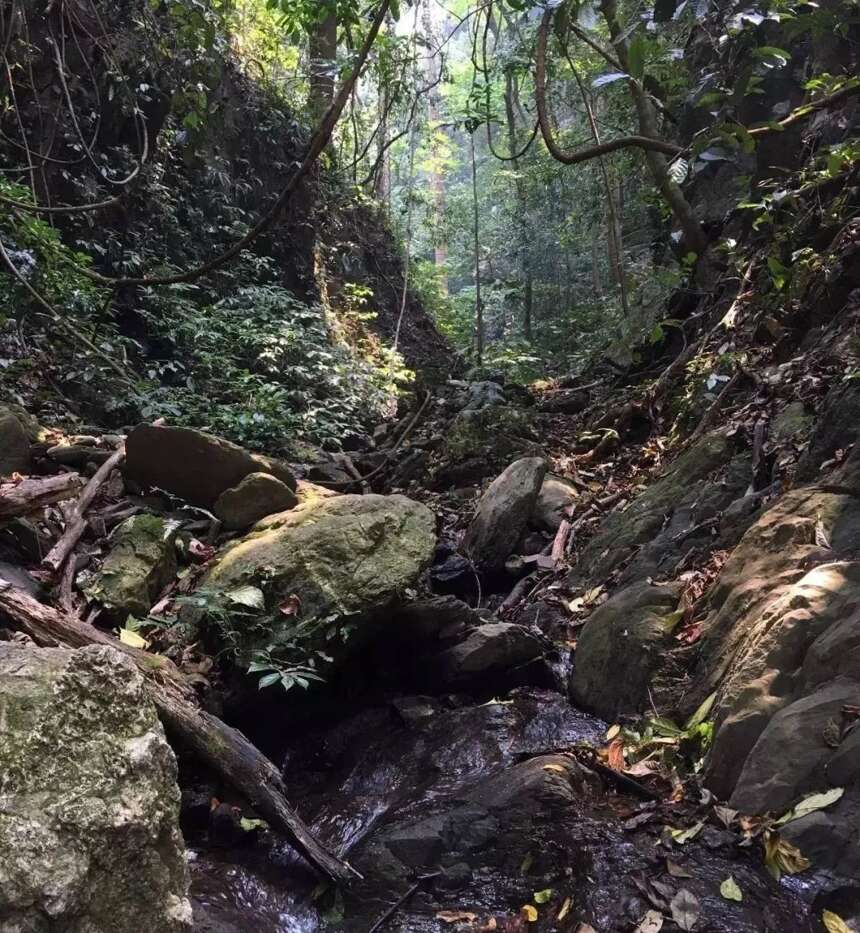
[570,432,737,583]
[47,444,114,468]
[571,581,683,719]
[0,643,190,931]
[432,622,544,686]
[125,424,296,509]
[730,677,860,814]
[464,457,547,570]
[0,409,30,477]
[458,381,507,412]
[797,382,860,481]
[213,472,298,530]
[532,474,579,531]
[87,513,178,618]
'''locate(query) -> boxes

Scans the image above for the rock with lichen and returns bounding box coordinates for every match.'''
[0,642,191,932]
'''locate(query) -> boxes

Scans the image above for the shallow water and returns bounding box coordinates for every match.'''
[190,687,821,932]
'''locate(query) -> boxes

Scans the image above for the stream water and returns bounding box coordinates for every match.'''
[187,683,823,932]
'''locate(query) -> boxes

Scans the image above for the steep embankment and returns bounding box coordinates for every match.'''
[0,0,454,449]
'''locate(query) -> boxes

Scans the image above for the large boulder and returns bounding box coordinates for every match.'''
[86,513,178,618]
[124,424,296,509]
[204,493,436,623]
[457,381,507,411]
[796,382,860,481]
[430,622,545,687]
[0,408,30,477]
[682,480,860,876]
[213,472,298,530]
[571,581,683,719]
[0,643,190,931]
[569,431,740,584]
[444,406,540,465]
[464,457,547,570]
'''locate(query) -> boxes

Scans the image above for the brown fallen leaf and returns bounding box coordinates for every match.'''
[605,737,625,770]
[279,593,302,616]
[666,859,692,878]
[670,889,699,931]
[436,910,478,924]
[634,910,664,933]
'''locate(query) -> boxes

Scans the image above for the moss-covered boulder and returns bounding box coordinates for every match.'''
[213,471,298,530]
[0,643,190,931]
[0,407,31,477]
[88,514,177,618]
[570,581,683,719]
[571,431,737,583]
[203,493,436,624]
[445,406,540,463]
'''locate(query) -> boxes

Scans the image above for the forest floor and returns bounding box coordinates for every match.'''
[3,312,859,931]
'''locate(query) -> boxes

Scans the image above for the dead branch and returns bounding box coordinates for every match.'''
[688,369,744,444]
[550,519,572,565]
[0,579,356,884]
[0,473,83,519]
[42,446,125,574]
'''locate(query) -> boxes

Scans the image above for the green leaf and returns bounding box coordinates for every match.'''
[119,627,148,649]
[257,672,281,689]
[753,46,791,67]
[720,876,743,901]
[685,691,716,729]
[533,889,553,904]
[227,585,265,609]
[627,34,647,80]
[775,787,844,826]
[239,817,268,832]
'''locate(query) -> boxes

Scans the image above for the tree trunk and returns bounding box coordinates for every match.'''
[308,10,338,121]
[0,474,83,519]
[598,0,707,256]
[470,132,484,365]
[504,70,533,340]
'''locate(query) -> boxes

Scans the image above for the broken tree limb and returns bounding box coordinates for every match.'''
[0,473,83,519]
[551,519,572,566]
[42,446,125,575]
[0,579,356,885]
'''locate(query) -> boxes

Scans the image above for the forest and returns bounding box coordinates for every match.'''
[0,0,859,931]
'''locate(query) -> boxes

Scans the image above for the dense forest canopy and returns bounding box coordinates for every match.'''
[2,0,857,438]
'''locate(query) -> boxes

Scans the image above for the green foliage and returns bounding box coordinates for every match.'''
[132,281,404,451]
[162,587,333,692]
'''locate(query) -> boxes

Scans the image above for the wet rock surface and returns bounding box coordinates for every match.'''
[189,687,815,932]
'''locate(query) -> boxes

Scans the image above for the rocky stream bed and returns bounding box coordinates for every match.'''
[2,347,860,932]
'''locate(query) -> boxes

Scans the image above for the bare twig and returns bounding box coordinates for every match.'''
[42,446,125,574]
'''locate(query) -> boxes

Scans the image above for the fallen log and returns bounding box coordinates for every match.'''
[0,578,355,885]
[0,473,83,519]
[42,446,125,574]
